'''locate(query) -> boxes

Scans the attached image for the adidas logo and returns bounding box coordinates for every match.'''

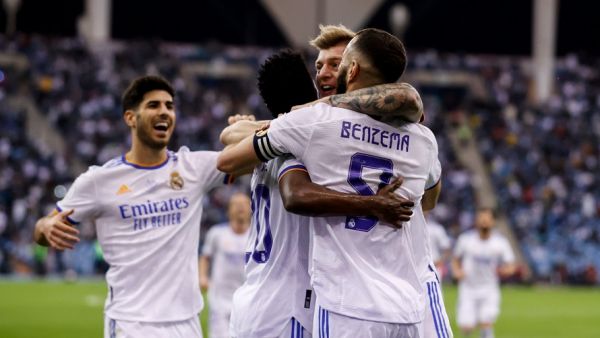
[117,184,132,195]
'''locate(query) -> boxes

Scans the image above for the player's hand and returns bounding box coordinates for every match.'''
[256,120,270,132]
[228,114,256,125]
[373,177,414,229]
[199,276,210,292]
[40,209,80,250]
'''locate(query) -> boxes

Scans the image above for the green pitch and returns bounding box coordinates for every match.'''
[0,280,599,338]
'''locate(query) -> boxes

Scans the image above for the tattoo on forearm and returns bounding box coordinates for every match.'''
[327,83,422,120]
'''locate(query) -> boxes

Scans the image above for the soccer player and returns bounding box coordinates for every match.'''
[33,75,231,338]
[311,24,356,98]
[452,208,516,338]
[309,25,453,338]
[199,192,251,338]
[218,28,441,337]
[224,50,421,338]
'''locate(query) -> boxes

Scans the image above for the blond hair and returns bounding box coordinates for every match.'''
[309,24,356,50]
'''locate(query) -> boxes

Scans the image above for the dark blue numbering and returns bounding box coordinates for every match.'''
[345,153,394,232]
[246,184,273,263]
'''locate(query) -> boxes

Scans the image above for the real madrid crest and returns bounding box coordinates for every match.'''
[169,171,184,190]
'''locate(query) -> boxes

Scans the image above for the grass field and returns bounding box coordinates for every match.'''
[0,280,599,338]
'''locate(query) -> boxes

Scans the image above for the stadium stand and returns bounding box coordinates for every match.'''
[0,34,597,285]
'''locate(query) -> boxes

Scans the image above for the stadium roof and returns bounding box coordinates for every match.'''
[6,0,600,55]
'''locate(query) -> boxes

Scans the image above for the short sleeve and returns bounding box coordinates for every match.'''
[500,237,515,264]
[277,155,308,181]
[254,105,322,162]
[56,169,98,225]
[426,157,442,190]
[453,235,466,258]
[188,150,232,190]
[201,226,219,257]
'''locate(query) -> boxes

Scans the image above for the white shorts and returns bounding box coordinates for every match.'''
[456,286,500,328]
[230,317,309,338]
[422,280,453,338]
[278,317,311,338]
[104,315,202,338]
[313,304,420,338]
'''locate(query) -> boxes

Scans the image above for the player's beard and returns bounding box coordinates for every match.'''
[479,226,492,237]
[336,66,349,94]
[136,115,170,150]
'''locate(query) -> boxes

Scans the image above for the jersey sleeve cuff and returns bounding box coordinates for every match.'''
[55,204,80,225]
[277,164,308,181]
[425,177,441,191]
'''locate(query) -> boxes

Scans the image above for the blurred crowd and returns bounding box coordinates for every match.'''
[408,51,600,284]
[0,35,597,285]
[471,54,600,284]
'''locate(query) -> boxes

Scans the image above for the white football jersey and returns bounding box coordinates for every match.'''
[230,156,314,338]
[428,219,451,264]
[454,230,514,290]
[201,223,249,312]
[255,103,441,324]
[57,147,229,322]
[410,207,443,284]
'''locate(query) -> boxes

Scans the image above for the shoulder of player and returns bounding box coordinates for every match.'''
[98,155,126,170]
[458,229,478,241]
[491,232,510,244]
[207,222,229,235]
[273,103,332,126]
[416,123,436,140]
[171,146,222,164]
[75,161,112,181]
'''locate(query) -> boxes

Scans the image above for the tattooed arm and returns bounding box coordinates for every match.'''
[293,83,423,123]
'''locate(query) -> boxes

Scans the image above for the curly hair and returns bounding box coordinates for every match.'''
[257,49,318,117]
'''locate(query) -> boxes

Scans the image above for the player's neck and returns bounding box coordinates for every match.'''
[478,230,491,240]
[126,144,168,167]
[231,220,249,234]
[348,78,381,93]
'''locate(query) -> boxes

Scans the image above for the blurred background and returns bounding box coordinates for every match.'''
[0,0,599,337]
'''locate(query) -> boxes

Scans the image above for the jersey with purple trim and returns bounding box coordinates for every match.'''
[454,230,514,290]
[410,207,454,338]
[410,159,443,284]
[254,103,440,324]
[201,223,249,314]
[230,156,314,338]
[57,147,228,322]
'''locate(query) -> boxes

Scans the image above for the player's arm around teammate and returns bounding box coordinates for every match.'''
[292,82,423,123]
[422,179,442,211]
[218,121,416,228]
[279,171,413,228]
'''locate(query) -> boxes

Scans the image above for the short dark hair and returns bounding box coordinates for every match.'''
[352,28,407,83]
[122,75,175,113]
[257,49,318,117]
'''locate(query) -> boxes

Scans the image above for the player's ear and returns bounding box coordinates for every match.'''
[348,60,359,83]
[124,110,136,128]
